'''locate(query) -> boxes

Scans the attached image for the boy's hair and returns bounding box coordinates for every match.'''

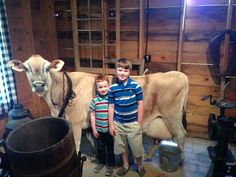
[115,58,132,70]
[95,74,109,85]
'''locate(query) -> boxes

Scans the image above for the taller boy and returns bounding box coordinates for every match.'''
[108,58,146,177]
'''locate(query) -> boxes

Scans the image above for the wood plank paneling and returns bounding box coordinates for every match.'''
[187,114,209,126]
[187,124,208,139]
[58,48,74,58]
[187,74,216,87]
[150,53,177,63]
[6,0,39,117]
[188,104,218,116]
[5,0,58,119]
[189,85,219,96]
[51,0,236,140]
[182,65,213,75]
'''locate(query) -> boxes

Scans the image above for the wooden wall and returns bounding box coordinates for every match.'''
[182,0,236,138]
[54,0,236,139]
[2,0,236,139]
[4,0,59,118]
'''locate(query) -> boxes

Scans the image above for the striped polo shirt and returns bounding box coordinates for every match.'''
[89,94,109,133]
[108,77,143,123]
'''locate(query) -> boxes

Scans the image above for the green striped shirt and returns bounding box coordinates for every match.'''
[89,94,109,133]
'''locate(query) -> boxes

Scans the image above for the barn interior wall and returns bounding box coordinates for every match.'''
[0,0,58,137]
[1,0,236,139]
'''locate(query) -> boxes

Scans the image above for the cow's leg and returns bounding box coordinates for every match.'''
[176,129,185,162]
[65,107,89,154]
[144,139,159,160]
[142,118,172,160]
[164,119,186,162]
[75,133,82,153]
[71,123,83,153]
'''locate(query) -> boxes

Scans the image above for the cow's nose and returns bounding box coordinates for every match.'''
[32,82,45,88]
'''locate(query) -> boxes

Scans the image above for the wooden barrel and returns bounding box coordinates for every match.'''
[6,117,78,177]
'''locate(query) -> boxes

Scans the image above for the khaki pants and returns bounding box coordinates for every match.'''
[114,121,144,158]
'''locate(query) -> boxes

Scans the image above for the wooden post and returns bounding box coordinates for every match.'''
[22,0,43,116]
[139,0,145,75]
[22,0,35,54]
[88,0,92,68]
[116,0,120,59]
[177,0,187,71]
[41,0,59,59]
[104,0,108,59]
[102,0,105,73]
[71,0,80,70]
[220,0,233,99]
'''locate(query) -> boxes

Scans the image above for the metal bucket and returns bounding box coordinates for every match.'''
[6,117,78,177]
[159,140,181,172]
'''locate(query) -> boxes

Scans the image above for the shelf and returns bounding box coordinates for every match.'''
[104,44,116,46]
[147,6,181,9]
[78,43,116,46]
[109,7,140,11]
[120,29,140,32]
[59,9,71,12]
[77,18,102,21]
[120,7,140,11]
[78,30,102,32]
[78,44,102,46]
[107,17,116,20]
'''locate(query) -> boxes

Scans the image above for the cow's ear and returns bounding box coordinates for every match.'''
[50,59,64,71]
[8,60,25,72]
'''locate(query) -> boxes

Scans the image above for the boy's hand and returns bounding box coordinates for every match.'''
[109,124,116,136]
[93,130,99,138]
[137,120,142,125]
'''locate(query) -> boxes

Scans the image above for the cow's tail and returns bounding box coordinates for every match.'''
[182,76,189,130]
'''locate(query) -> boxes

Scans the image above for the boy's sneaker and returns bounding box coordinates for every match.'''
[105,166,113,176]
[93,164,105,173]
[138,167,146,177]
[115,166,129,177]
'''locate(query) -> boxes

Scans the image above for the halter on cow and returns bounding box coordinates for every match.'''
[8,54,189,161]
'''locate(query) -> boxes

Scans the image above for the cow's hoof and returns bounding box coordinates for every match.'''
[82,154,96,162]
[143,153,153,160]
[179,158,184,166]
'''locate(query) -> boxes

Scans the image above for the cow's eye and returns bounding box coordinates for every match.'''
[23,66,29,73]
[45,66,50,72]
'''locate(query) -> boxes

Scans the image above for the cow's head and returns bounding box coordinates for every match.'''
[8,54,64,96]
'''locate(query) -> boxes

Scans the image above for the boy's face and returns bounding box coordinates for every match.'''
[116,67,130,83]
[96,80,109,96]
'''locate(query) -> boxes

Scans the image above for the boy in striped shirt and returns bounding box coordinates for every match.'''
[108,58,146,177]
[89,74,114,176]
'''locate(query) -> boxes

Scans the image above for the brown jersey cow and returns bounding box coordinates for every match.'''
[9,54,188,161]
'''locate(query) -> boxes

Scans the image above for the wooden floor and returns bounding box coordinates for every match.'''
[81,136,236,177]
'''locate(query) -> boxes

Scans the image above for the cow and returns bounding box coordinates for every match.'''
[8,54,188,161]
